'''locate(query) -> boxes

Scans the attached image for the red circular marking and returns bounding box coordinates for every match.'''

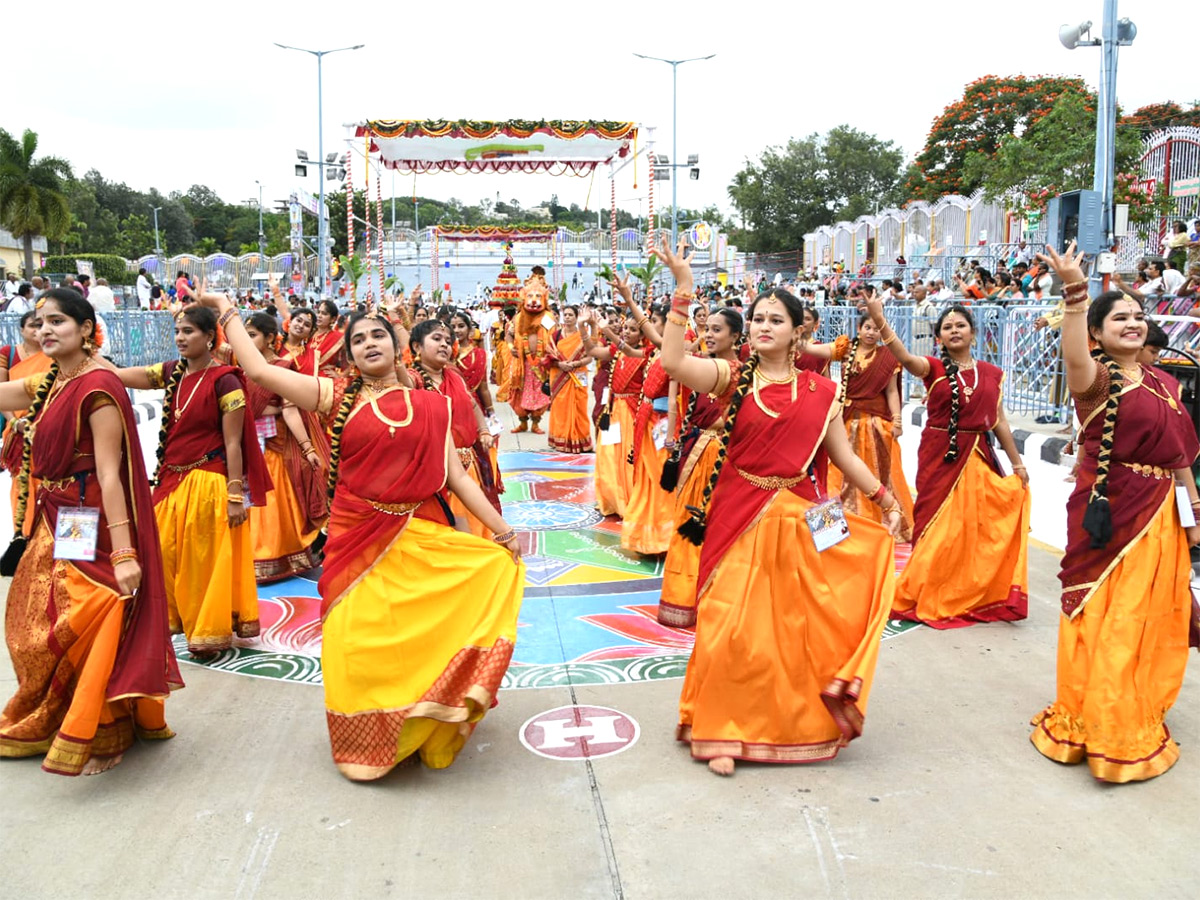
[519,704,640,761]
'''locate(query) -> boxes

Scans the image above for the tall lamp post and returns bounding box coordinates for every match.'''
[274,42,364,298]
[254,179,266,263]
[633,52,715,250]
[150,206,163,258]
[1059,1,1137,285]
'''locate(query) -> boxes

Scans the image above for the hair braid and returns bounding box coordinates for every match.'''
[1083,348,1124,548]
[152,361,186,486]
[12,365,58,535]
[677,354,759,545]
[838,333,862,406]
[941,345,961,463]
[415,363,438,394]
[626,352,653,466]
[326,376,363,500]
[597,354,616,432]
[660,381,703,492]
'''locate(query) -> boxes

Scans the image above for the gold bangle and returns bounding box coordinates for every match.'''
[218,308,238,329]
[492,529,517,544]
[666,312,689,327]
[673,290,696,301]
[227,493,246,504]
[1062,279,1088,292]
[105,518,131,530]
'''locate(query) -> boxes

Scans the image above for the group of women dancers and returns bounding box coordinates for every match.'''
[0,236,1195,787]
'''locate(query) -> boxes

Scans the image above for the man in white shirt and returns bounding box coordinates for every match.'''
[1141,261,1186,297]
[88,277,117,312]
[5,282,34,315]
[932,279,954,301]
[2,273,19,301]
[136,268,153,310]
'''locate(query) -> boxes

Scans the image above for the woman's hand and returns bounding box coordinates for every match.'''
[1013,464,1029,487]
[1035,240,1087,285]
[883,508,903,537]
[305,449,322,469]
[479,432,495,451]
[609,272,633,307]
[1186,524,1200,547]
[651,236,695,294]
[500,534,522,564]
[862,293,886,327]
[114,559,142,597]
[228,498,248,528]
[194,279,231,312]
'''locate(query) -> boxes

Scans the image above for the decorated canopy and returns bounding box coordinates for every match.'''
[353,119,638,175]
[434,224,559,242]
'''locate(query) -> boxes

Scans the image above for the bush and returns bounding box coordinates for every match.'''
[41,254,135,285]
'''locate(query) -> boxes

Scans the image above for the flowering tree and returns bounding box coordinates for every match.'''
[1119,101,1200,137]
[906,75,1091,200]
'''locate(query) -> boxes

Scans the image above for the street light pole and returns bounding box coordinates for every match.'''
[275,42,364,298]
[633,52,715,250]
[254,180,265,262]
[150,206,163,257]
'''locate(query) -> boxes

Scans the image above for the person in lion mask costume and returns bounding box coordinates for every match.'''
[508,267,555,433]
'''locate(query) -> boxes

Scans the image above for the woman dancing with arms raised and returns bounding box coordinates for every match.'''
[1031,243,1200,783]
[655,240,902,776]
[0,290,181,775]
[861,295,1031,627]
[196,286,524,781]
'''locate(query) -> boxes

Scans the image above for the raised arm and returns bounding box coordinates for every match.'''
[653,237,722,395]
[861,295,930,378]
[1036,242,1094,394]
[611,274,663,348]
[196,285,323,411]
[578,310,617,361]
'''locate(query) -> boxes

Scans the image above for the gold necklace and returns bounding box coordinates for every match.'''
[756,366,795,384]
[362,385,414,437]
[173,359,216,421]
[752,369,797,419]
[1118,364,1144,385]
[1137,369,1181,413]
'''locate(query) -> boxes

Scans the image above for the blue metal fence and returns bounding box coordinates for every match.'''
[0,311,178,368]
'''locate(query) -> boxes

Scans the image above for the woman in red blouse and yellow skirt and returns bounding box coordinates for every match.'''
[657,308,743,627]
[199,286,524,781]
[1030,244,1200,783]
[452,311,504,497]
[0,310,52,537]
[0,290,181,776]
[111,307,272,658]
[243,313,329,582]
[862,297,1030,627]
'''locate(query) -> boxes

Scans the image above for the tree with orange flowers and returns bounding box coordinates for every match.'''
[906,75,1091,201]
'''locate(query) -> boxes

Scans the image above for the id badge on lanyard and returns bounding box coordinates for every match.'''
[804,467,850,552]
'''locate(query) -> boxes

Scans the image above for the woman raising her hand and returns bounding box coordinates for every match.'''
[655,238,901,778]
[1031,243,1200,783]
[195,285,524,782]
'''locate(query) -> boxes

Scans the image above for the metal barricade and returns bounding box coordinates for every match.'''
[0,310,179,368]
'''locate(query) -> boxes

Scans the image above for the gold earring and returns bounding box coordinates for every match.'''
[82,337,95,355]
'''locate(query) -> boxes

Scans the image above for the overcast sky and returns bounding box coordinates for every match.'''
[8,1,1185,223]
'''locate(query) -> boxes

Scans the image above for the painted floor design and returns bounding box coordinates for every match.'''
[173,450,919,687]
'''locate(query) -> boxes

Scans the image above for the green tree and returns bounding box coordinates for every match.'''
[907,75,1090,200]
[0,128,72,275]
[727,126,904,253]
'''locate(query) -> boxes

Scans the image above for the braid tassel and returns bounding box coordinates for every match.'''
[1083,350,1123,548]
[153,362,186,486]
[839,333,861,406]
[597,357,614,431]
[327,377,363,500]
[0,365,57,575]
[660,387,701,492]
[942,346,960,463]
[678,355,758,545]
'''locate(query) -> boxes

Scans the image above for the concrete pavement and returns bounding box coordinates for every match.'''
[0,408,1196,899]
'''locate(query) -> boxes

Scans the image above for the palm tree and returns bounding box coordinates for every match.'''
[0,128,72,277]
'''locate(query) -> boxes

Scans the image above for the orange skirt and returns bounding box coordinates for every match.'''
[894,451,1030,627]
[678,490,895,763]
[621,411,675,555]
[250,447,321,583]
[827,412,914,542]
[493,343,513,403]
[1031,493,1192,782]
[658,435,720,626]
[594,401,637,518]
[0,522,172,775]
[548,375,594,453]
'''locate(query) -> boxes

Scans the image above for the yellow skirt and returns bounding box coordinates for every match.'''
[658,438,720,627]
[0,522,172,775]
[156,469,259,654]
[894,452,1030,627]
[621,413,675,556]
[594,401,637,518]
[678,491,895,762]
[250,447,321,583]
[827,414,914,542]
[1031,494,1193,782]
[322,516,524,780]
